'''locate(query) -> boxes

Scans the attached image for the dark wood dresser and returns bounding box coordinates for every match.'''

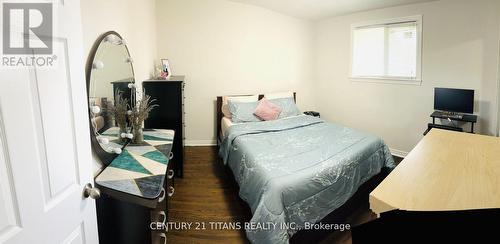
[143,76,185,178]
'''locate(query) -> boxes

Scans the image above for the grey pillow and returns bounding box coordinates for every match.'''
[228,100,262,123]
[268,97,301,119]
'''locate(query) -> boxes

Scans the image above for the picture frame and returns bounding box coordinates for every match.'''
[160,59,172,79]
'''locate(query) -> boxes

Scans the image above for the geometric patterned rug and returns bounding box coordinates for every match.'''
[95,129,174,199]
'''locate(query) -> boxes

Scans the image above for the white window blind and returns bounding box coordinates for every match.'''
[351,16,421,82]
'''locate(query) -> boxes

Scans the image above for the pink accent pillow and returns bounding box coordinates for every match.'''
[254,98,282,121]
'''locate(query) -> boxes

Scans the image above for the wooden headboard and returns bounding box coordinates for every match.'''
[216,92,296,143]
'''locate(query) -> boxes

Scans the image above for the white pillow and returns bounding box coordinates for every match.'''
[222,95,258,118]
[264,91,294,99]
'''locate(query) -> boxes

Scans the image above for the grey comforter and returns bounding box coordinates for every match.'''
[219,115,395,244]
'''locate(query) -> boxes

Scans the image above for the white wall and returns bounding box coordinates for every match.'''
[315,0,500,156]
[81,0,157,173]
[81,0,157,84]
[498,3,500,136]
[80,0,500,166]
[156,0,316,145]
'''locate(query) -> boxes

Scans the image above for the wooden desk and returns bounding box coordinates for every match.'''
[370,129,500,215]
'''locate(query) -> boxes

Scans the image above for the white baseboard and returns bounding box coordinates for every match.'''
[185,139,217,146]
[390,148,408,158]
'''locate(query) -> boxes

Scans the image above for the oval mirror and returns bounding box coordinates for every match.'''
[86,31,135,165]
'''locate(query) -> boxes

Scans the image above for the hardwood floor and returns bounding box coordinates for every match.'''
[168,146,251,243]
[168,146,402,244]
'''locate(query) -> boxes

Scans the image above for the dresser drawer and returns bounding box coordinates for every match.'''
[150,166,175,243]
[150,184,168,243]
[151,232,167,244]
[166,162,175,208]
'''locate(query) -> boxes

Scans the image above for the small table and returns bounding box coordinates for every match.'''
[430,111,477,133]
[370,129,500,216]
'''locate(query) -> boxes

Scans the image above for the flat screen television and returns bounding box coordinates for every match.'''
[434,87,474,114]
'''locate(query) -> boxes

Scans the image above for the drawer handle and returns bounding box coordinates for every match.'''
[158,211,167,224]
[167,186,175,197]
[167,169,175,179]
[158,187,166,202]
[168,152,174,160]
[159,233,167,244]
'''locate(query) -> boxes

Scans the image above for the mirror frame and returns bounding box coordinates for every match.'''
[85,31,135,166]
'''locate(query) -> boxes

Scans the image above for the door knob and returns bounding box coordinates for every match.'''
[83,183,101,199]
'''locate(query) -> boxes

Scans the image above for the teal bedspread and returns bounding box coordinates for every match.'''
[219,115,395,244]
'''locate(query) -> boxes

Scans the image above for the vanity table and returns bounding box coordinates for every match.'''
[95,128,175,244]
[86,31,177,244]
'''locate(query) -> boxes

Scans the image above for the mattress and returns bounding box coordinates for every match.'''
[219,115,395,244]
[221,116,236,138]
[221,115,305,139]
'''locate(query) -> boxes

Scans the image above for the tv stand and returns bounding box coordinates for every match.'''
[424,111,477,135]
[438,111,463,119]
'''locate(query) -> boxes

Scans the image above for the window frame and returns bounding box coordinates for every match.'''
[349,15,423,85]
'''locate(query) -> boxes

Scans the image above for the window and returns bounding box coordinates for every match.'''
[351,16,422,82]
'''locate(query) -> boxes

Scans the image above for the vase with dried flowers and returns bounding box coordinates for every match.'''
[129,93,158,144]
[109,89,129,142]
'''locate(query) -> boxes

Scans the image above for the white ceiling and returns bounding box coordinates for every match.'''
[228,0,436,20]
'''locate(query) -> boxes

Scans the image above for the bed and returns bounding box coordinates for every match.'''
[221,116,235,138]
[216,94,395,244]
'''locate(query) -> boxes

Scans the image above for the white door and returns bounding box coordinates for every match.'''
[0,0,99,243]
